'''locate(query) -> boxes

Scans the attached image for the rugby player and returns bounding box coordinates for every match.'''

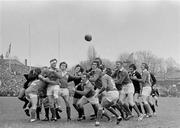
[129,64,143,114]
[113,61,144,121]
[75,73,100,123]
[132,63,152,117]
[67,64,85,121]
[57,61,72,121]
[151,84,159,107]
[95,67,122,126]
[88,60,103,119]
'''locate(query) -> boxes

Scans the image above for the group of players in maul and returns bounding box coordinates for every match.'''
[18,57,159,126]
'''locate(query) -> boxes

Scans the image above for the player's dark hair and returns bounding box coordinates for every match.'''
[129,64,137,70]
[82,72,90,79]
[116,60,123,65]
[105,68,112,76]
[95,57,102,65]
[75,64,84,73]
[59,61,68,68]
[34,68,42,75]
[92,60,100,68]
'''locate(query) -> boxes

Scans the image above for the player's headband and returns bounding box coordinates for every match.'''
[50,59,57,64]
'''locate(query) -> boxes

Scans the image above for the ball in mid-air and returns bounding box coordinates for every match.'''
[85,34,92,42]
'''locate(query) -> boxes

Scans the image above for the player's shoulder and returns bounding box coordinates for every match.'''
[143,70,149,75]
[135,71,141,76]
[95,68,102,73]
[86,80,93,87]
[122,68,128,75]
[102,74,108,80]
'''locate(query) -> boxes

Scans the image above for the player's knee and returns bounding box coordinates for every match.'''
[117,99,123,105]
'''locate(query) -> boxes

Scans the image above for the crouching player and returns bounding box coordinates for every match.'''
[151,85,159,107]
[95,68,122,126]
[75,73,100,122]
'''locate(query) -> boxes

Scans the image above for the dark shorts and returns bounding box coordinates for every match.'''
[74,93,83,99]
[134,87,141,94]
[115,84,122,91]
[73,85,83,99]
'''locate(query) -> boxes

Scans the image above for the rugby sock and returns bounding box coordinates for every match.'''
[108,107,119,118]
[79,107,85,118]
[66,106,71,120]
[155,100,158,107]
[143,104,147,114]
[123,104,132,116]
[114,104,125,119]
[44,108,49,119]
[50,108,56,119]
[129,105,133,112]
[144,104,151,115]
[102,110,110,121]
[73,104,80,117]
[92,104,98,117]
[31,109,36,120]
[56,109,61,119]
[136,103,143,114]
[132,105,141,116]
[97,109,103,122]
[150,104,156,113]
[36,107,41,120]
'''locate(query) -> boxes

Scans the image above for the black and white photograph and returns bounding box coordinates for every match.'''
[0,0,180,128]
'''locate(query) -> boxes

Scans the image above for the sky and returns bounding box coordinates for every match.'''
[0,0,180,68]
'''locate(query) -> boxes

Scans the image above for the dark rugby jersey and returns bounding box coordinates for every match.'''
[83,80,95,98]
[68,74,82,98]
[23,69,39,89]
[112,68,131,90]
[129,71,141,93]
[151,88,159,97]
[89,68,102,89]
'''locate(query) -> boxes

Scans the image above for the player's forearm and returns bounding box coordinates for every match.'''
[39,75,58,85]
[98,87,105,95]
[75,90,86,95]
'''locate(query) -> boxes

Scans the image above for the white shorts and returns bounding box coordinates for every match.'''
[59,88,69,97]
[78,95,99,105]
[121,83,134,94]
[47,85,60,99]
[94,88,100,97]
[103,90,119,102]
[28,93,38,109]
[142,86,152,96]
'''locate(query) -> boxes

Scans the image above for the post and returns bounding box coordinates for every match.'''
[58,24,60,60]
[28,24,32,71]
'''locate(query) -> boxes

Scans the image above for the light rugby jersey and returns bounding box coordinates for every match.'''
[58,70,69,88]
[101,74,117,92]
[141,69,152,87]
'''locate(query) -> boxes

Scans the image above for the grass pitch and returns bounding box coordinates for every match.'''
[0,97,180,128]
